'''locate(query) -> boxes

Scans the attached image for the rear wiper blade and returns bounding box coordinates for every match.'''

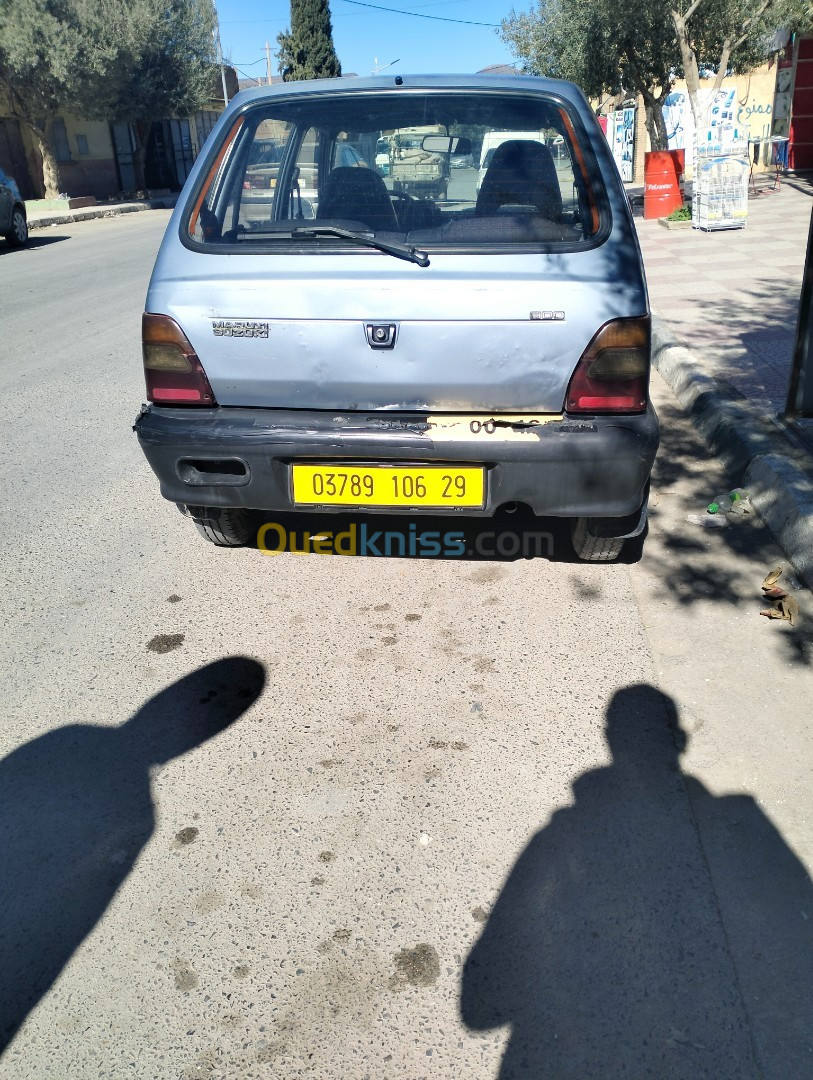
[291,225,430,267]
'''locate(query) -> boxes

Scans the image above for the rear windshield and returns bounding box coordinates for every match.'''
[186,91,604,252]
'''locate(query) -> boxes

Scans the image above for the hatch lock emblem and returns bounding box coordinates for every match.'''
[365,323,397,349]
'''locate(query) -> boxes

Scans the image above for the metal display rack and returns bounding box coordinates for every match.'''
[692,128,750,232]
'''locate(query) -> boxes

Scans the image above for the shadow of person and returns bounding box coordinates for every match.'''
[0,656,265,1053]
[461,684,813,1079]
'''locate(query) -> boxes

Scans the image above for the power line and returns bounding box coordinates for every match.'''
[218,4,475,25]
[234,67,267,84]
[336,0,499,27]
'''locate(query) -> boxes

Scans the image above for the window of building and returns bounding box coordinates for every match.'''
[51,119,71,163]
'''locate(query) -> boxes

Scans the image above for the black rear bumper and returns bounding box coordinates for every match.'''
[134,404,659,520]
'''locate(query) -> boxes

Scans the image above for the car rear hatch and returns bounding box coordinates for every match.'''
[148,248,645,413]
[146,77,648,414]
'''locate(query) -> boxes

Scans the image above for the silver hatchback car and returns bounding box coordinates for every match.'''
[136,75,657,561]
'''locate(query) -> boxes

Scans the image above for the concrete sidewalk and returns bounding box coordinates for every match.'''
[26,193,177,230]
[633,177,813,588]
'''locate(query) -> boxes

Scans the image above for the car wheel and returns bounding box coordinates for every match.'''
[193,508,253,547]
[571,517,625,562]
[6,208,28,247]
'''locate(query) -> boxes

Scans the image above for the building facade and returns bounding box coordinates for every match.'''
[0,68,236,201]
[596,57,794,185]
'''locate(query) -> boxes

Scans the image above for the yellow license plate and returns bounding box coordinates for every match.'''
[292,463,485,508]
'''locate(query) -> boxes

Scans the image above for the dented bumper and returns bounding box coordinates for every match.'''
[135,404,659,519]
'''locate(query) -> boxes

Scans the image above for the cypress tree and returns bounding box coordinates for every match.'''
[277,0,341,81]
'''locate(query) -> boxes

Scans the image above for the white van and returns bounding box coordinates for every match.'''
[375,136,390,175]
[477,130,548,192]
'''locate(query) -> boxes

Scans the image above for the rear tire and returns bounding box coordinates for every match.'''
[193,508,253,547]
[571,517,625,562]
[6,207,28,247]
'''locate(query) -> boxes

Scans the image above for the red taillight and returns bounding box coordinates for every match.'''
[142,314,216,406]
[565,317,650,414]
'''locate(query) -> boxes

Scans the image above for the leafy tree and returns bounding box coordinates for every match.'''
[85,0,218,191]
[0,0,217,197]
[500,1,680,150]
[672,0,809,127]
[0,0,117,197]
[500,0,809,152]
[277,0,342,81]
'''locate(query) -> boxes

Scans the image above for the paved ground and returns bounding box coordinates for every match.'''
[635,176,812,416]
[1,213,812,1079]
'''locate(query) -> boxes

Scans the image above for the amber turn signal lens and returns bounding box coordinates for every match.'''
[143,343,193,372]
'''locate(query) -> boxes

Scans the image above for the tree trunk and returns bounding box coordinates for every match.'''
[642,92,669,152]
[672,10,702,128]
[624,55,669,151]
[132,122,151,193]
[30,122,60,199]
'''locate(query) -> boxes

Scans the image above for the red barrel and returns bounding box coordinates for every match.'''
[668,148,686,197]
[644,151,683,219]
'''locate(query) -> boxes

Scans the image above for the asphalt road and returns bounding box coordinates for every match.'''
[1,212,812,1079]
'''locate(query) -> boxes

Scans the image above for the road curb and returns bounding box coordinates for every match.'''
[27,199,175,231]
[651,316,813,589]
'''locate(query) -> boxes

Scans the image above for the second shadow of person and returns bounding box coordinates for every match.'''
[461,684,813,1079]
[0,656,265,1054]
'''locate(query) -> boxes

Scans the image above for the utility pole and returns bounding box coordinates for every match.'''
[266,41,273,85]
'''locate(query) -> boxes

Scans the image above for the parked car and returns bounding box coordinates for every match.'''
[0,168,28,247]
[136,75,658,561]
[242,138,365,225]
[243,138,282,189]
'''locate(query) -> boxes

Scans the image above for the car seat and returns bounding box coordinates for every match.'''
[317,166,399,232]
[475,140,562,221]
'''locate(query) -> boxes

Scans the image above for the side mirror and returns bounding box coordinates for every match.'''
[421,135,472,155]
